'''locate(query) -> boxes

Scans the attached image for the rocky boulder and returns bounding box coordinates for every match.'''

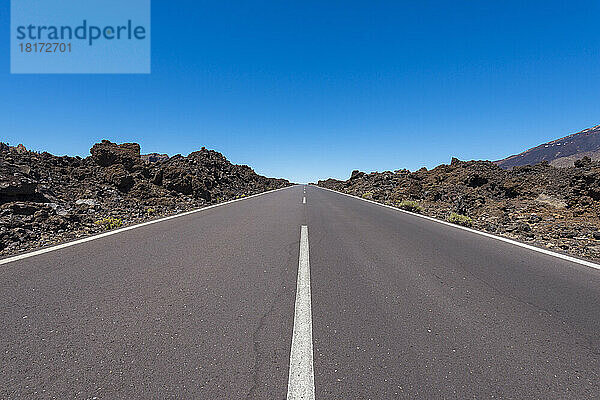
[90,140,141,169]
[103,164,136,192]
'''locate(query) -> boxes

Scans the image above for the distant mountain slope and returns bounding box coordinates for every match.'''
[495,124,600,169]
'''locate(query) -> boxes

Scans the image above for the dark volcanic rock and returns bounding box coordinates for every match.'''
[0,148,46,204]
[0,179,38,200]
[351,170,365,180]
[318,157,600,262]
[103,164,136,192]
[0,140,291,256]
[90,140,141,169]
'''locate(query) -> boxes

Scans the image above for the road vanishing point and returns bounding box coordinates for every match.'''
[2,185,600,399]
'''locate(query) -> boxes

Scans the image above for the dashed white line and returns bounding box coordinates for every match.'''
[303,197,306,204]
[287,225,315,400]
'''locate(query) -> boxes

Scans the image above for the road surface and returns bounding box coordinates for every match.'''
[2,185,600,399]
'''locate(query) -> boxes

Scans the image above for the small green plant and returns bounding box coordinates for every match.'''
[396,200,422,213]
[94,217,123,230]
[362,191,374,199]
[146,208,156,215]
[447,212,472,227]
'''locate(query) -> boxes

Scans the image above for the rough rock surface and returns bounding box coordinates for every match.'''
[0,141,290,256]
[318,157,600,262]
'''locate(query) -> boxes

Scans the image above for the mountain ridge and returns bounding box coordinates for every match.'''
[496,124,600,168]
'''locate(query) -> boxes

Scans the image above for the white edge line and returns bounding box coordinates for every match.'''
[0,185,297,266]
[286,225,315,400]
[314,185,600,271]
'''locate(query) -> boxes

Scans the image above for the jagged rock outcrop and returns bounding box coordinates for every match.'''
[318,158,600,261]
[90,140,142,169]
[0,141,290,256]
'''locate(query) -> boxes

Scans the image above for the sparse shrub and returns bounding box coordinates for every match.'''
[397,200,422,213]
[94,217,123,230]
[146,208,156,215]
[447,212,472,227]
[362,191,374,199]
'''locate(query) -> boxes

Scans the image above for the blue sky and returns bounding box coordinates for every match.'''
[1,1,599,183]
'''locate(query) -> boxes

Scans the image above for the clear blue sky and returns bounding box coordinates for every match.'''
[2,1,599,183]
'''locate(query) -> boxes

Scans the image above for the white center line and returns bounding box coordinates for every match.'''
[287,225,315,400]
[303,197,306,204]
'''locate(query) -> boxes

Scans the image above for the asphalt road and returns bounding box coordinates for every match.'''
[2,184,600,399]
